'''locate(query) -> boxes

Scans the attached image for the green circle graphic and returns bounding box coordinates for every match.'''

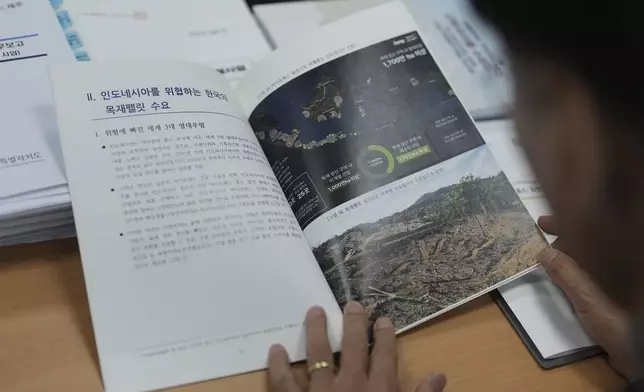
[367,145,395,173]
[356,144,395,179]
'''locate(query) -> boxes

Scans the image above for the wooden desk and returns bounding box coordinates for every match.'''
[0,239,626,392]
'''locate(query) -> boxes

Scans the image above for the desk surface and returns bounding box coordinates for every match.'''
[0,239,627,392]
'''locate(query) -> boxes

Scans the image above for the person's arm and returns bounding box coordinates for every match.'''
[537,216,639,383]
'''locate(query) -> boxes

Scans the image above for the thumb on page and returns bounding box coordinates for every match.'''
[538,248,636,380]
[538,248,595,310]
[537,215,558,236]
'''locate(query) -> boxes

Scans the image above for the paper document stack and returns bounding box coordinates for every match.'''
[0,0,76,246]
[0,0,270,246]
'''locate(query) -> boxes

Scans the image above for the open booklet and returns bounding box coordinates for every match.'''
[253,4,597,364]
[49,2,546,391]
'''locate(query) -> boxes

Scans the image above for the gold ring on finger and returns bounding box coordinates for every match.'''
[308,361,333,375]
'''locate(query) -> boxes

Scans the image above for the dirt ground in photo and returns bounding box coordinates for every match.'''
[318,211,545,329]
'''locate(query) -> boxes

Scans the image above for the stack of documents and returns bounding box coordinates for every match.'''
[0,0,76,246]
[0,0,270,246]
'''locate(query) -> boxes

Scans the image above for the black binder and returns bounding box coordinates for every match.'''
[491,290,603,369]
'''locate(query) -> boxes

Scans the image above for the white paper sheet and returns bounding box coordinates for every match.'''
[253,0,389,48]
[49,61,343,392]
[54,0,271,83]
[498,269,595,359]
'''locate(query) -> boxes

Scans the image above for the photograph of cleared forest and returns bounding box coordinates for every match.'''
[312,149,546,330]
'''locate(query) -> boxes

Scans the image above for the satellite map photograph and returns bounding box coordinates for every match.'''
[249,32,485,227]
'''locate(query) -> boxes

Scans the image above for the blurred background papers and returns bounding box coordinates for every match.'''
[0,0,75,245]
[0,0,270,246]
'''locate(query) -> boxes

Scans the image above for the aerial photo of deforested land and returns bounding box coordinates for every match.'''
[312,147,546,330]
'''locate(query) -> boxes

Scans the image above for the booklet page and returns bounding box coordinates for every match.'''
[0,0,74,198]
[237,1,545,331]
[49,62,342,392]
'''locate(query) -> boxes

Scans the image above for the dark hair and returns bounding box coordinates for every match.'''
[471,0,643,128]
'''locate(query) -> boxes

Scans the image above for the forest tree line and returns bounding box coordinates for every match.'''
[314,172,523,265]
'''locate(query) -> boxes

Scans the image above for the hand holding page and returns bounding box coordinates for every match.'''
[476,120,597,364]
[49,62,343,392]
